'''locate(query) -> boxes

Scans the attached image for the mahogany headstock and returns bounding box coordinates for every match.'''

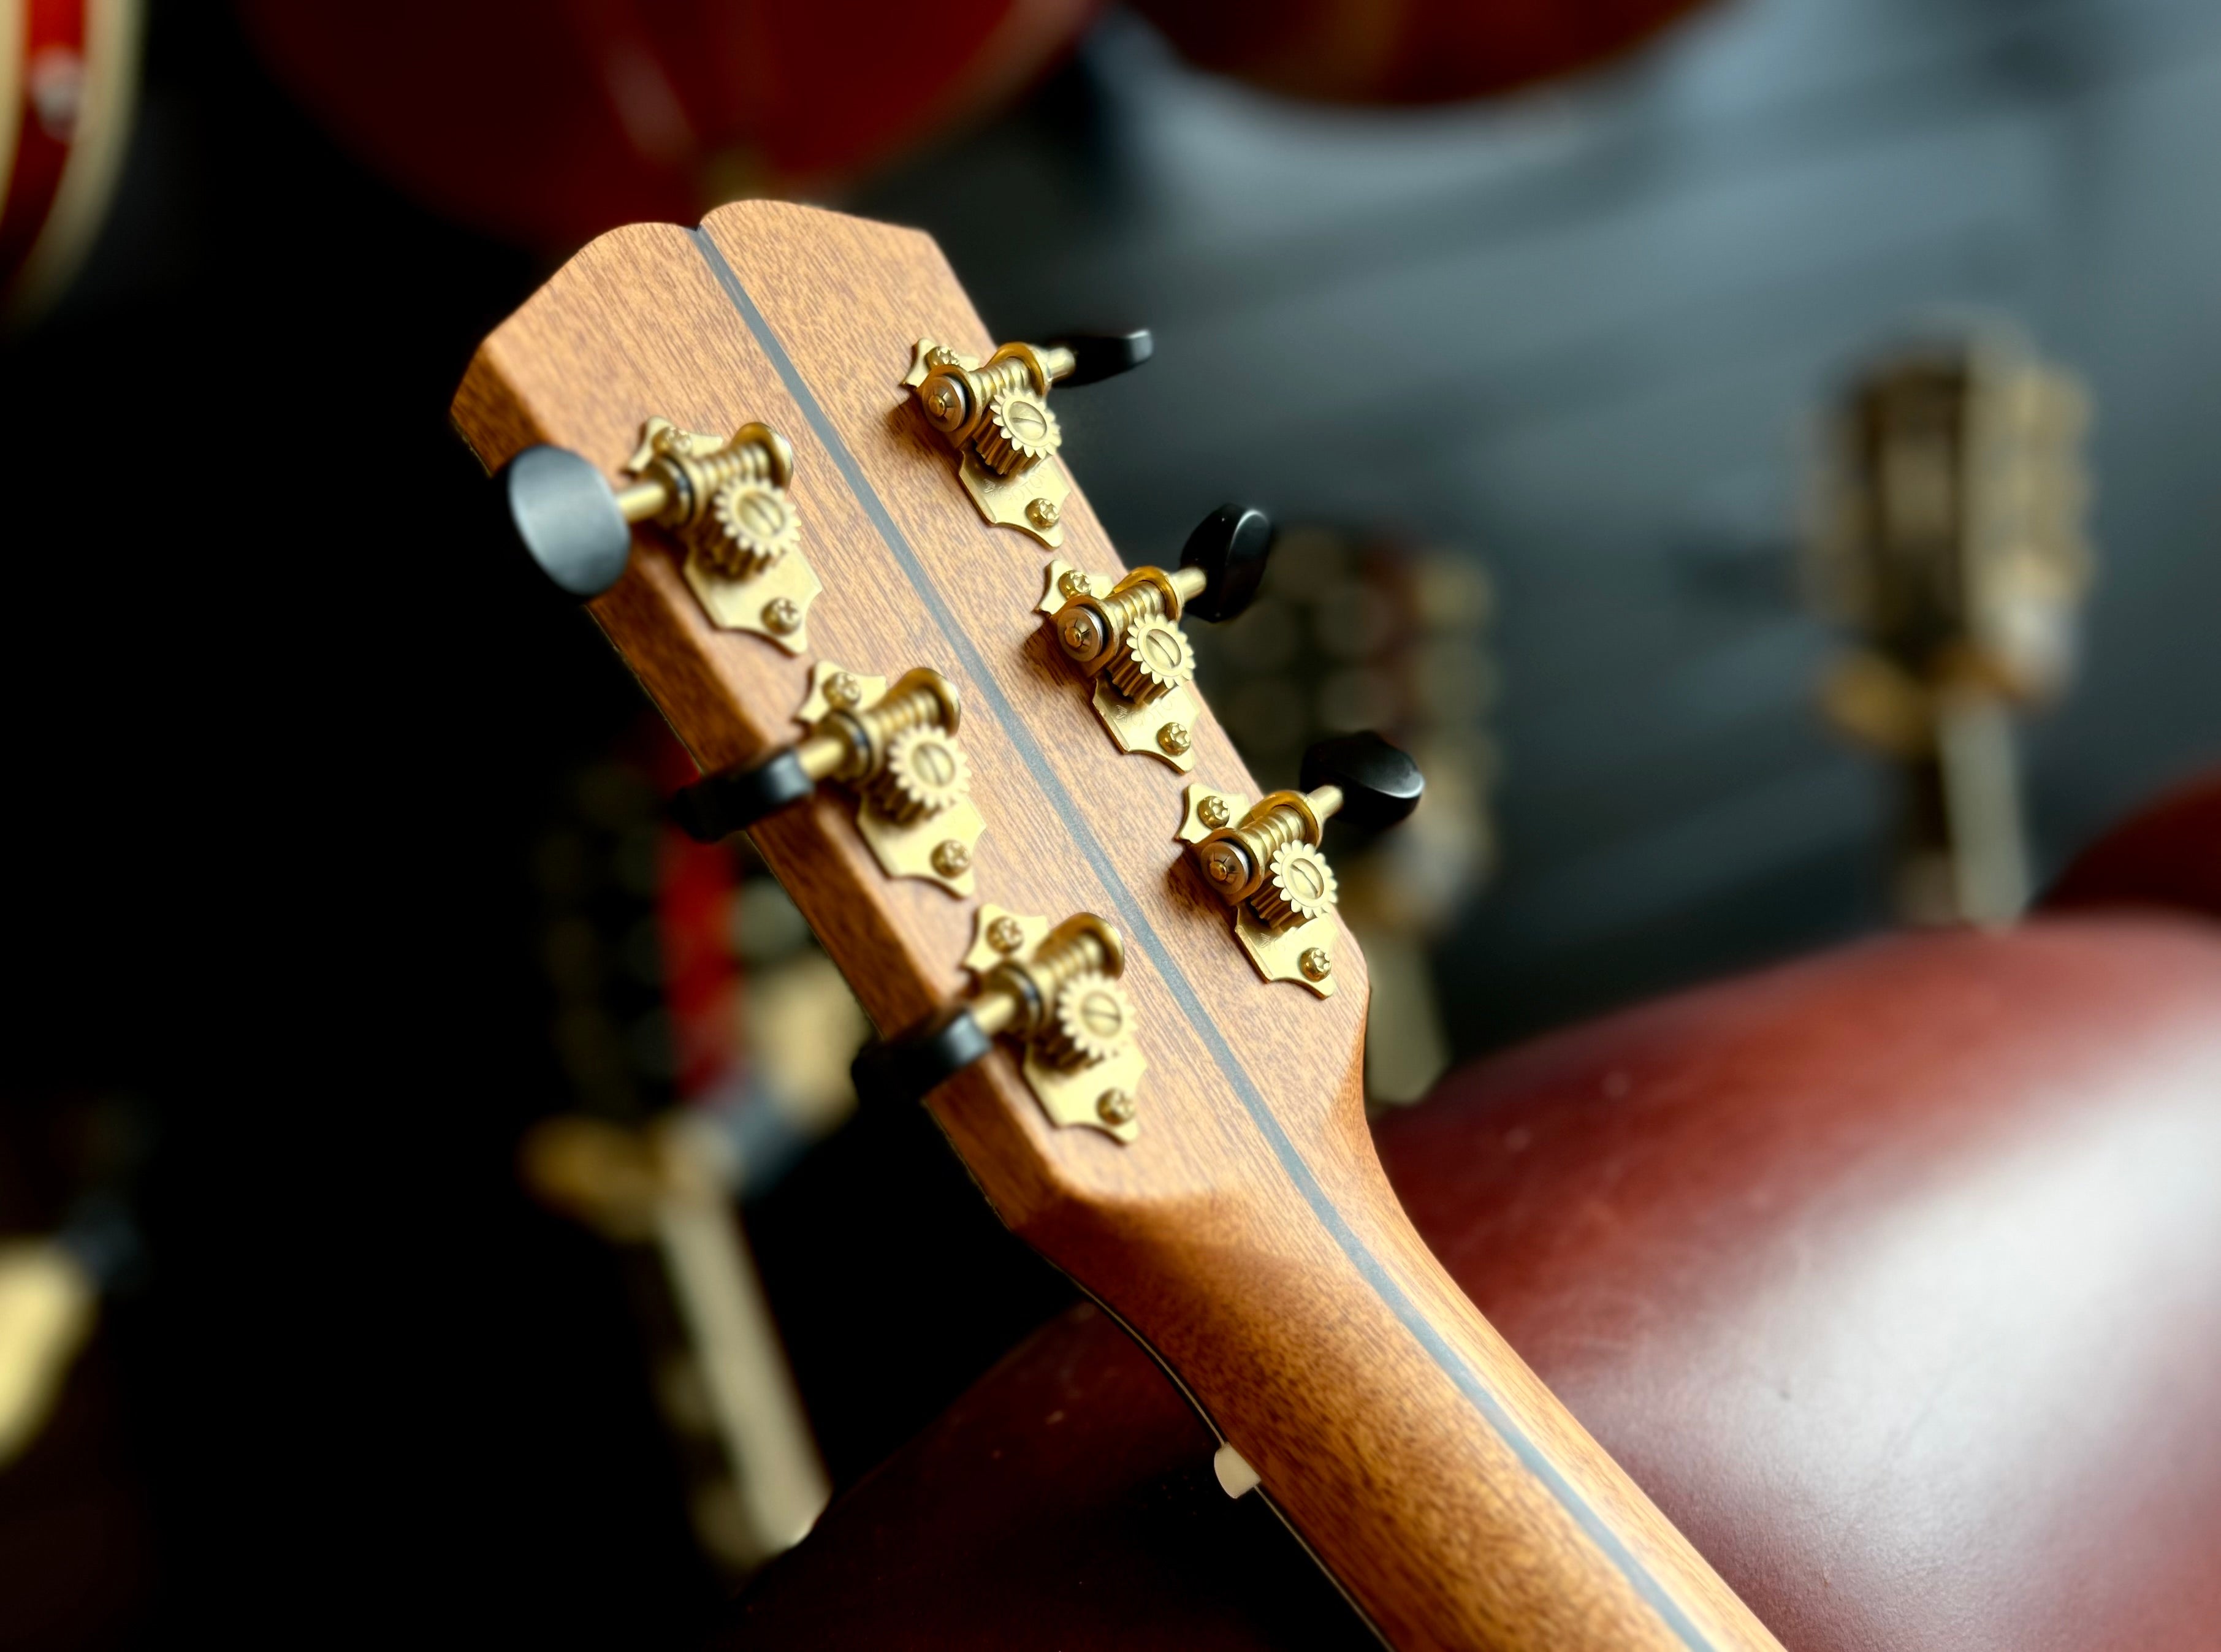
[453,200,1785,1652]
[451,200,1375,1258]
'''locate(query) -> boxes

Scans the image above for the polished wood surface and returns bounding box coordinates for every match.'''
[451,200,1781,1652]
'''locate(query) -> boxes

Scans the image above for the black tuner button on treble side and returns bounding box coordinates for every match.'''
[493,444,633,600]
[1301,731,1425,833]
[669,749,816,843]
[851,1006,997,1111]
[1179,503,1274,625]
[1047,329,1154,387]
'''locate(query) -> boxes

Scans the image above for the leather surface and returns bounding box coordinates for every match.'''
[722,914,2221,1650]
[2043,768,2221,919]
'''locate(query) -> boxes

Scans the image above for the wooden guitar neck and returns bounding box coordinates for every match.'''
[452,200,1781,1652]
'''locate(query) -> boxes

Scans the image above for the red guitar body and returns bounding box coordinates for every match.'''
[237,0,1098,249]
[722,776,2221,1650]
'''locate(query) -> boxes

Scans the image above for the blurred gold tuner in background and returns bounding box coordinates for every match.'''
[1808,330,2094,927]
[0,1241,97,1468]
[522,1105,834,1575]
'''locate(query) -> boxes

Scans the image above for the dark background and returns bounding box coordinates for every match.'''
[2,0,2214,1644]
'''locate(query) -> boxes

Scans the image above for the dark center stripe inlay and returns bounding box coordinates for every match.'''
[687,225,1716,1652]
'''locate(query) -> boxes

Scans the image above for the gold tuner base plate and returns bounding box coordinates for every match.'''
[959,452,1067,549]
[684,549,821,657]
[1023,1044,1143,1144]
[903,340,1067,548]
[963,905,1142,1142]
[632,417,821,655]
[1037,560,1198,772]
[1175,783,1337,997]
[1233,906,1336,999]
[1092,678,1200,774]
[857,797,983,899]
[798,662,983,899]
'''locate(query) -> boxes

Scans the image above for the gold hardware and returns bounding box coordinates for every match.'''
[957,906,1144,1142]
[1175,781,1348,997]
[1808,333,2092,927]
[622,417,821,653]
[791,661,985,897]
[1036,557,1213,772]
[902,340,1079,547]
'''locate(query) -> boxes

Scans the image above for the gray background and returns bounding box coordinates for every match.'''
[863,0,2221,1052]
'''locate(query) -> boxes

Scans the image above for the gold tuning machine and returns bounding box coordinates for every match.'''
[672,662,985,897]
[1176,733,1423,997]
[1036,504,1274,772]
[490,417,818,651]
[619,417,821,651]
[902,330,1151,547]
[851,907,1144,1142]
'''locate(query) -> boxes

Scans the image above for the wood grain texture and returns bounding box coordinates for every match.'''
[450,200,1783,1652]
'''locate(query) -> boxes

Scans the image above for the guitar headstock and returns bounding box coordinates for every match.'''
[1810,331,2093,723]
[451,200,1395,1259]
[454,200,1789,1652]
[1805,331,2093,926]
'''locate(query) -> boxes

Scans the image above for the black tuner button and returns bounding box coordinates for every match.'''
[851,1006,997,1110]
[1047,329,1154,387]
[1300,731,1425,833]
[1178,503,1274,625]
[669,749,816,843]
[492,444,634,600]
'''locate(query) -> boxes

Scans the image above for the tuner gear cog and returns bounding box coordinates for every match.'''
[868,728,970,824]
[1038,975,1133,1070]
[1251,842,1338,931]
[1106,618,1197,706]
[973,387,1061,476]
[701,478,799,576]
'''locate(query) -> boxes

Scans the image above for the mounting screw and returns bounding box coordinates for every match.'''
[924,379,966,427]
[932,839,972,878]
[1300,948,1332,982]
[987,915,1026,953]
[1061,610,1101,655]
[1096,1089,1137,1126]
[825,670,863,709]
[763,596,801,635]
[1197,794,1231,829]
[1028,498,1061,529]
[1157,721,1192,756]
[1058,568,1094,600]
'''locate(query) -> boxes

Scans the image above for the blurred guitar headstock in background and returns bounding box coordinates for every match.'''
[1807,330,2093,926]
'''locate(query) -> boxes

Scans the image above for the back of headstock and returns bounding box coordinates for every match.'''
[453,201,1780,1652]
[452,201,1374,1225]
